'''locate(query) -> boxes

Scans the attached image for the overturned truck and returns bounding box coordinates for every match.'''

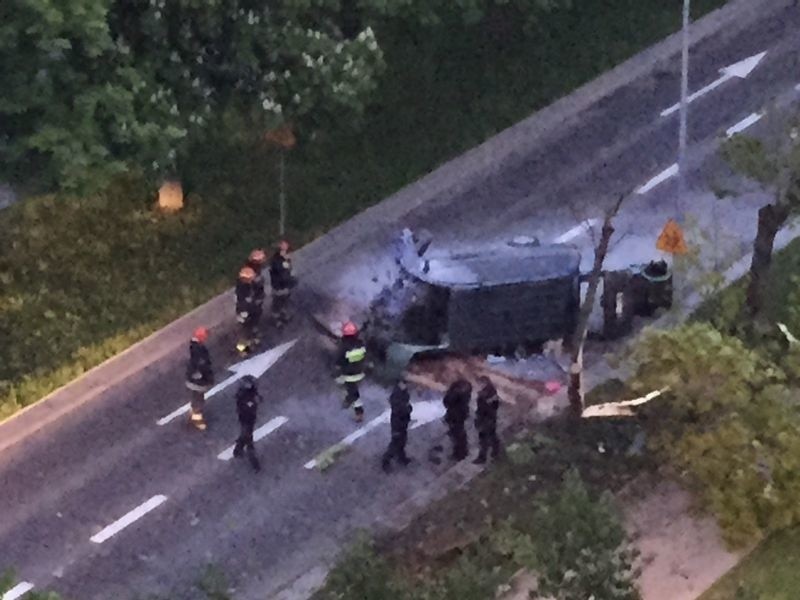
[365,230,582,376]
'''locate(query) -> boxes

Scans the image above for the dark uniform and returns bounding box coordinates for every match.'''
[235,275,262,355]
[185,338,214,430]
[443,378,471,461]
[233,376,262,472]
[269,249,295,328]
[337,333,366,422]
[382,381,412,472]
[474,377,501,464]
[247,258,267,310]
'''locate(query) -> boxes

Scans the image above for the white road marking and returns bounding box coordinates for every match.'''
[90,495,167,544]
[304,411,390,470]
[553,219,599,244]
[2,583,34,600]
[157,339,298,426]
[660,51,767,117]
[795,83,800,92]
[726,112,763,137]
[636,163,678,194]
[217,416,289,460]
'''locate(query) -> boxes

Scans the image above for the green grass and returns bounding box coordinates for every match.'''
[699,528,800,600]
[0,0,728,417]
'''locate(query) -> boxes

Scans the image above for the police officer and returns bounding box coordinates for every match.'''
[185,327,214,431]
[235,266,262,356]
[382,379,413,473]
[336,321,366,422]
[269,240,296,328]
[474,376,502,464]
[233,375,262,472]
[443,378,471,461]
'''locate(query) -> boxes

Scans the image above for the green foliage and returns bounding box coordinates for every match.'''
[629,323,800,547]
[499,469,640,600]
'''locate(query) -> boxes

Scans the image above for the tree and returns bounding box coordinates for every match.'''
[718,108,800,325]
[0,0,385,193]
[628,323,800,547]
[498,469,640,600]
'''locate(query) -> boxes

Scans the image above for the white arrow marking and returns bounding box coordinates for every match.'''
[2,583,35,600]
[636,163,678,194]
[409,399,446,430]
[217,416,288,460]
[661,51,767,117]
[304,411,390,470]
[157,339,298,425]
[90,495,167,544]
[553,219,599,244]
[726,112,763,137]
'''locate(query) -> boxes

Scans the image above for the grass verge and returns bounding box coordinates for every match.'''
[0,0,727,417]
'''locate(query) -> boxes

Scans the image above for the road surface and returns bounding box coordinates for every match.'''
[1,4,799,599]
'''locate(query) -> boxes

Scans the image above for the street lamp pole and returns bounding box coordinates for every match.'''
[676,0,691,223]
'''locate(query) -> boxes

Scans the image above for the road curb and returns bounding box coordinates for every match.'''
[0,0,790,455]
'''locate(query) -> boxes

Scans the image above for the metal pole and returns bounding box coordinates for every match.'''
[279,150,286,236]
[676,0,690,223]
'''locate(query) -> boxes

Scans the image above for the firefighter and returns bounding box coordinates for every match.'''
[335,321,366,422]
[247,248,268,312]
[235,266,262,356]
[443,378,471,461]
[382,379,413,473]
[269,240,296,328]
[185,327,214,431]
[233,375,262,472]
[473,376,502,464]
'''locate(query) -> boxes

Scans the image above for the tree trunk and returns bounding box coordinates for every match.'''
[568,195,625,422]
[746,202,790,321]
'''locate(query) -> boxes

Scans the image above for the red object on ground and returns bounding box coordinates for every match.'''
[544,381,562,394]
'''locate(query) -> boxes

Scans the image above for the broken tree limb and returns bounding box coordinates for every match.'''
[581,387,669,418]
[568,193,627,421]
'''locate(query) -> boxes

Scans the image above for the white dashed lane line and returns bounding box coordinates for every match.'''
[90,495,168,544]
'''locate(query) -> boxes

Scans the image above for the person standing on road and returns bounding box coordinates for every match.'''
[234,375,262,472]
[185,327,214,431]
[473,376,502,464]
[335,321,366,423]
[235,266,262,356]
[247,248,268,315]
[443,378,471,461]
[269,240,296,329]
[382,379,413,473]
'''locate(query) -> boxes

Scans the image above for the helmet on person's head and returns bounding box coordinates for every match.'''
[249,249,267,266]
[341,321,358,337]
[239,266,256,282]
[241,375,257,390]
[192,327,208,343]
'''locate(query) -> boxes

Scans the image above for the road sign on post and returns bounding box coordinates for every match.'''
[656,219,688,254]
[265,123,296,236]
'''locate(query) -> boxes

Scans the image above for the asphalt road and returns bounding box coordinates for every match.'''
[2,5,799,599]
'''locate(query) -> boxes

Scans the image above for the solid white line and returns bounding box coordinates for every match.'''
[304,411,390,470]
[726,112,763,137]
[553,219,599,244]
[90,495,167,544]
[636,163,678,194]
[2,583,35,600]
[217,416,289,461]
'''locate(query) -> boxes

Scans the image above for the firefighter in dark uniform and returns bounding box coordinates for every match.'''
[235,266,262,356]
[185,327,214,431]
[233,375,262,472]
[443,378,471,461]
[269,240,296,328]
[246,248,268,314]
[382,379,413,472]
[474,376,502,464]
[335,321,366,422]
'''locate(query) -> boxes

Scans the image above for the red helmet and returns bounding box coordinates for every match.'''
[239,266,256,282]
[192,327,208,343]
[342,321,358,337]
[249,248,267,265]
